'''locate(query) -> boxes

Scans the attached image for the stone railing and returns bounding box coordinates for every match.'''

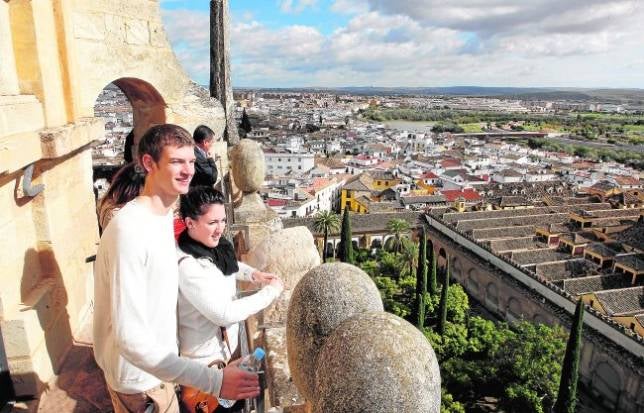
[230,139,441,412]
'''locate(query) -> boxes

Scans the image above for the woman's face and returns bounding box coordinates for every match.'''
[186,203,227,248]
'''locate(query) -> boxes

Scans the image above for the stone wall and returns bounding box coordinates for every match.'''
[0,0,228,399]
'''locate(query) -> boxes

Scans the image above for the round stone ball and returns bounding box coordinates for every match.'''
[313,311,441,413]
[286,263,383,400]
[229,139,265,192]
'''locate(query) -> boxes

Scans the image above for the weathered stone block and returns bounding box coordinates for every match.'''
[0,95,45,138]
[314,312,441,413]
[286,263,383,400]
[264,327,305,409]
[40,118,103,159]
[246,226,320,289]
[104,14,126,42]
[73,12,105,41]
[1,319,31,359]
[125,18,149,45]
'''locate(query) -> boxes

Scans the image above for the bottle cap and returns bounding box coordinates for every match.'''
[253,347,266,361]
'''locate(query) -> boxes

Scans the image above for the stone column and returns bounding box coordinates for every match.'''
[229,139,281,250]
[209,0,239,145]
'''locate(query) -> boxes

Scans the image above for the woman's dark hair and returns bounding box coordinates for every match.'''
[193,125,215,144]
[105,162,145,205]
[180,186,225,220]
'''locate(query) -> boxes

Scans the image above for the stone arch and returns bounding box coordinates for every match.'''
[109,78,167,148]
[438,247,448,269]
[485,282,499,309]
[506,297,522,322]
[466,268,480,294]
[591,361,622,408]
[426,238,434,261]
[451,256,462,278]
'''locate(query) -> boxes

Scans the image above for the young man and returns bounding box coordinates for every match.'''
[93,124,259,413]
[190,125,218,188]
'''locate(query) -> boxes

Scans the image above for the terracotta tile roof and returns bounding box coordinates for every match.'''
[535,259,599,281]
[441,159,461,168]
[441,189,481,202]
[595,286,644,316]
[472,226,537,240]
[489,237,542,253]
[420,171,439,179]
[511,248,572,266]
[456,213,569,232]
[265,199,287,207]
[614,254,644,272]
[613,175,640,186]
[558,274,639,296]
[611,221,644,251]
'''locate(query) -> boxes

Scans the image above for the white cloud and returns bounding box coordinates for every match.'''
[161,3,644,88]
[279,0,318,14]
[330,0,369,15]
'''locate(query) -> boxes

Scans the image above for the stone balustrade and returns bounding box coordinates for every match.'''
[231,147,441,412]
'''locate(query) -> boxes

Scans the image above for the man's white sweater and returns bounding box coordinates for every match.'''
[93,200,221,394]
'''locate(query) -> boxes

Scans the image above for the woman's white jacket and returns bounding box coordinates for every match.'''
[176,247,281,364]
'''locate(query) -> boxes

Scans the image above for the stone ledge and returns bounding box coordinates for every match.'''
[0,131,42,175]
[40,118,104,159]
[264,327,307,410]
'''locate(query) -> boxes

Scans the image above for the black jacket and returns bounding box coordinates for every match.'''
[191,146,218,187]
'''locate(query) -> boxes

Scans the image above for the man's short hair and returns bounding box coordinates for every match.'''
[138,124,194,163]
[193,125,215,144]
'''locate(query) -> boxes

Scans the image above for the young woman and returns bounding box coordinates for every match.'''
[96,162,145,232]
[176,186,283,412]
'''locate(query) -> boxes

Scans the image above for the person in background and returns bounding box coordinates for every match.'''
[123,130,134,164]
[191,125,218,188]
[96,162,144,232]
[93,124,259,413]
[177,186,283,412]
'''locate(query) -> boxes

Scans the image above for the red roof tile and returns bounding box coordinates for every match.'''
[440,188,482,202]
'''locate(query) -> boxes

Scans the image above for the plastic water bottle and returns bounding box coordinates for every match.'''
[218,347,266,408]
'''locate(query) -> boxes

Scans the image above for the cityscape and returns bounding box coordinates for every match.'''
[1,1,643,413]
[90,85,644,412]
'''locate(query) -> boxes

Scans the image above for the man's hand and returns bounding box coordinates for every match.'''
[219,360,260,400]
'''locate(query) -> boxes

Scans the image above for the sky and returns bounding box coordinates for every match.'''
[160,0,644,89]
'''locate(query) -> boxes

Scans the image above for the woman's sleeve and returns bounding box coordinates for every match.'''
[179,257,280,326]
[235,262,256,282]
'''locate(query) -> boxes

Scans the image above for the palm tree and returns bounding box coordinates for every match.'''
[400,238,419,277]
[386,218,410,254]
[313,211,341,263]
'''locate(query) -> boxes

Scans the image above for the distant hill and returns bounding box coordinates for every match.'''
[235,86,644,104]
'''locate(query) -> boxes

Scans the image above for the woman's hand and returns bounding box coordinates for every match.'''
[251,271,279,284]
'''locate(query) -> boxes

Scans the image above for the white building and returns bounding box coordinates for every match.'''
[265,152,315,175]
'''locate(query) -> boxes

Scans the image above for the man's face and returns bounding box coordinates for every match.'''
[201,138,214,154]
[145,144,195,197]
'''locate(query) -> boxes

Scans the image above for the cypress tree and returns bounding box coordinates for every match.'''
[428,250,438,296]
[415,227,427,329]
[554,299,585,413]
[338,208,354,264]
[438,258,450,335]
